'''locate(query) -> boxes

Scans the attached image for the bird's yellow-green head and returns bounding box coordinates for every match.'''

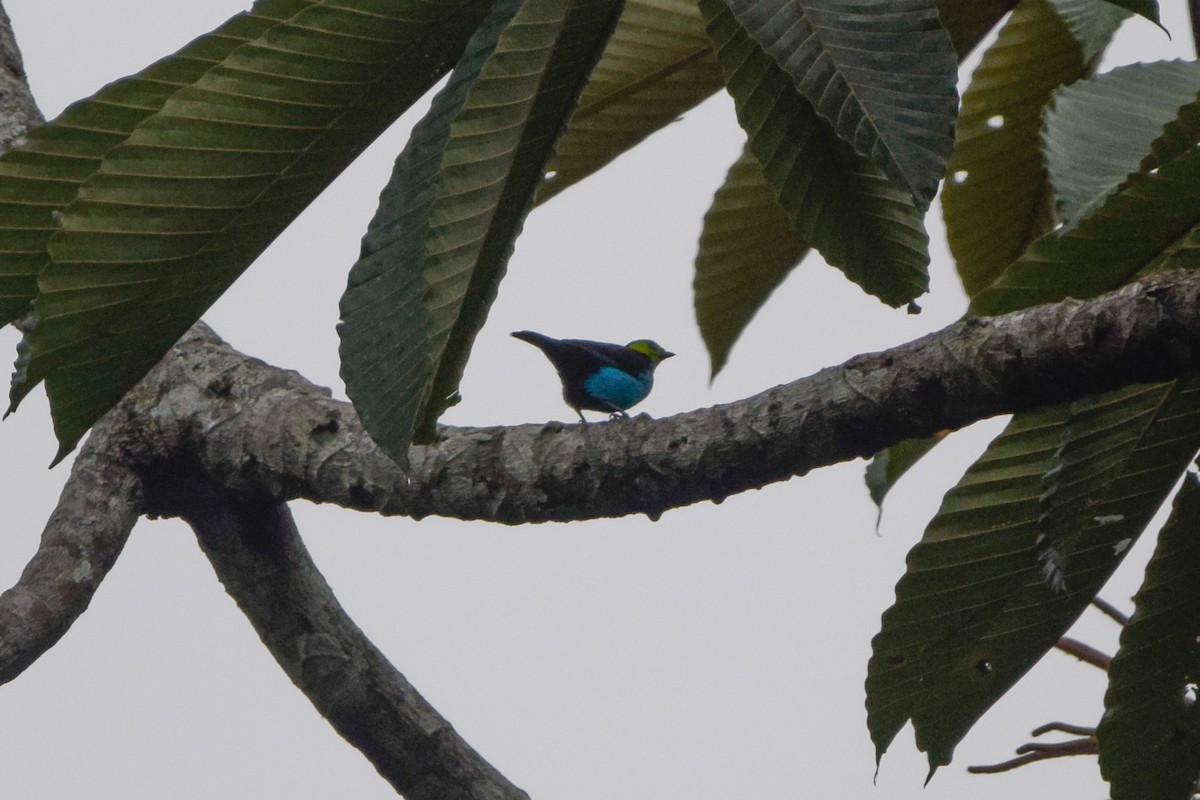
[626,339,674,363]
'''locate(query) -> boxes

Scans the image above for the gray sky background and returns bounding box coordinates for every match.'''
[0,2,1190,798]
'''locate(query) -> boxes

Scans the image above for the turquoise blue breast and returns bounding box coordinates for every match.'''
[584,366,652,410]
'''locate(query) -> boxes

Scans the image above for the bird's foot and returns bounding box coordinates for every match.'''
[608,410,630,421]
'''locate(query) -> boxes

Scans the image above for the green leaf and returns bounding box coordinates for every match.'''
[970,143,1200,316]
[1140,86,1200,177]
[0,0,305,327]
[934,0,1017,58]
[1094,0,1160,29]
[864,432,948,513]
[694,144,807,378]
[716,0,957,208]
[701,0,929,307]
[340,0,623,461]
[538,0,725,202]
[1098,471,1200,800]
[1043,60,1200,226]
[1037,382,1189,592]
[942,0,1100,297]
[867,377,1200,775]
[11,0,492,463]
[1048,0,1130,60]
[690,1,1003,377]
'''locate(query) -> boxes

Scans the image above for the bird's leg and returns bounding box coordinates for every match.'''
[575,408,588,424]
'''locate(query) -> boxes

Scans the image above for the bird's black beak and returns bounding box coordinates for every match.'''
[662,350,675,359]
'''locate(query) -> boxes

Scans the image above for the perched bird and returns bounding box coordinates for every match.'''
[511,330,674,422]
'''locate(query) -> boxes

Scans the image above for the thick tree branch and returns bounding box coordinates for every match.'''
[153,269,1200,523]
[0,6,526,798]
[10,260,1200,796]
[0,0,132,688]
[2,2,1200,794]
[0,3,41,149]
[0,406,143,684]
[181,489,529,800]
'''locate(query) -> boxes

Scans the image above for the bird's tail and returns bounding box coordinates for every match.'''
[511,330,558,352]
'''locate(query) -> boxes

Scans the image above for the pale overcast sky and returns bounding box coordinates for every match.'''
[0,2,1190,798]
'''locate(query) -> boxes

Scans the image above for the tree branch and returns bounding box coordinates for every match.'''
[0,0,135,688]
[0,406,143,685]
[181,488,529,800]
[154,268,1200,523]
[0,3,41,149]
[11,256,1200,795]
[1091,596,1130,627]
[1054,636,1112,671]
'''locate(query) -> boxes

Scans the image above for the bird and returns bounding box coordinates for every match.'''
[511,330,674,422]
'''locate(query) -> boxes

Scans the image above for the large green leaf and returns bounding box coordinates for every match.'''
[0,0,305,326]
[942,0,1100,297]
[716,0,957,208]
[700,0,928,307]
[1141,86,1200,176]
[339,0,526,461]
[340,0,624,461]
[1094,0,1158,28]
[537,0,725,202]
[1043,60,1200,226]
[10,0,492,462]
[867,377,1200,775]
[934,0,1017,58]
[1048,0,1130,60]
[970,142,1200,316]
[1098,470,1200,800]
[1036,382,1189,592]
[690,0,1006,377]
[693,144,807,378]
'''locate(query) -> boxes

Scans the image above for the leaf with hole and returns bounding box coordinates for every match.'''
[971,142,1200,316]
[942,0,1120,297]
[867,376,1200,775]
[1044,60,1200,227]
[1098,470,1200,800]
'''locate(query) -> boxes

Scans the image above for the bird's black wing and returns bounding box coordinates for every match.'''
[512,331,651,382]
[559,338,651,375]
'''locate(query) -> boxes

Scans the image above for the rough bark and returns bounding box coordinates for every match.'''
[0,3,41,149]
[184,490,530,800]
[5,3,1200,798]
[0,410,142,684]
[148,272,1200,523]
[8,263,1200,793]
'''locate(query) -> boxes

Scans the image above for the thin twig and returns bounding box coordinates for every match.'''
[0,426,143,685]
[1031,721,1097,738]
[968,737,1097,774]
[1055,636,1112,670]
[1091,596,1130,627]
